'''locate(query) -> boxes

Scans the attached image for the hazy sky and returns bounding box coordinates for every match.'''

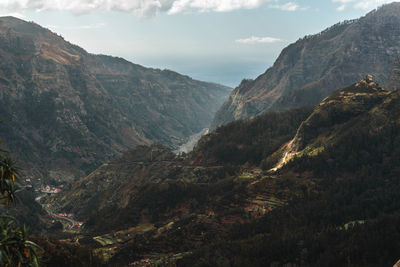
[0,0,396,87]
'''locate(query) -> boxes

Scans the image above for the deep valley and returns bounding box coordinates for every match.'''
[1,2,400,267]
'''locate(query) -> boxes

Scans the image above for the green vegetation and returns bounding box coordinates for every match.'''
[3,10,400,266]
[53,79,400,266]
[192,107,313,166]
[179,120,400,265]
[0,140,40,266]
[177,81,400,266]
[0,215,39,266]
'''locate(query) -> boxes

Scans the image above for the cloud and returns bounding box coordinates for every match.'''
[336,4,346,11]
[269,2,307,11]
[353,0,392,10]
[235,36,282,44]
[0,0,305,18]
[0,0,171,18]
[34,0,167,17]
[168,0,270,14]
[0,12,25,19]
[332,0,393,11]
[46,23,106,30]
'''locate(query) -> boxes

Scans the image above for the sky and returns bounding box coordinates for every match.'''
[0,0,397,87]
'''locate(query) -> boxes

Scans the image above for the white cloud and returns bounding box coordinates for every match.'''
[46,23,106,30]
[332,0,393,11]
[269,2,305,11]
[34,0,167,17]
[353,0,392,10]
[0,12,25,19]
[168,0,191,14]
[336,4,346,11]
[235,36,282,44]
[0,0,306,18]
[0,0,170,18]
[169,0,269,13]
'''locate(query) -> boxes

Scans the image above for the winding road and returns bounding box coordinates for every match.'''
[36,196,79,230]
[48,211,78,229]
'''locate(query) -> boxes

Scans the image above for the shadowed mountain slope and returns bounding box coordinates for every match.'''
[50,76,400,266]
[181,76,400,266]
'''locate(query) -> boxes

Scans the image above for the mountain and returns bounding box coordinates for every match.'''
[212,2,400,128]
[46,75,400,266]
[0,16,231,182]
[271,74,390,169]
[0,190,52,232]
[183,75,400,266]
[54,108,313,232]
[39,106,309,263]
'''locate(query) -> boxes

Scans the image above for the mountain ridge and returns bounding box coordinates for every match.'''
[271,75,390,170]
[0,16,231,182]
[46,75,400,265]
[212,2,400,128]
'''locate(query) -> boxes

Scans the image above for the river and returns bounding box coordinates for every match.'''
[175,128,209,154]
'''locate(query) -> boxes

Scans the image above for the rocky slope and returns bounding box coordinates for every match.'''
[212,2,400,128]
[271,74,390,169]
[48,75,400,266]
[197,75,400,267]
[55,107,313,232]
[0,17,231,181]
[182,76,400,266]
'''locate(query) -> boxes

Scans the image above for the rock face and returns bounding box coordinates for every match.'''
[386,58,400,91]
[0,17,231,181]
[212,2,400,128]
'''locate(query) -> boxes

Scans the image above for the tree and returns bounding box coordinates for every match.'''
[0,139,40,266]
[0,156,19,206]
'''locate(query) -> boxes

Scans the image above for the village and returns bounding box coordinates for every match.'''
[27,177,84,231]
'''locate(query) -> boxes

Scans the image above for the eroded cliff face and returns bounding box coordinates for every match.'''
[0,16,231,181]
[212,3,400,129]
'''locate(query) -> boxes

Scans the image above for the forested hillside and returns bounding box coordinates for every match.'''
[41,76,400,266]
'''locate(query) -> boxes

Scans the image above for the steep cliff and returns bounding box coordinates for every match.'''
[0,17,231,181]
[212,2,400,128]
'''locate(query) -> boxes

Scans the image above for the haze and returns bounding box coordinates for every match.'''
[0,0,393,87]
